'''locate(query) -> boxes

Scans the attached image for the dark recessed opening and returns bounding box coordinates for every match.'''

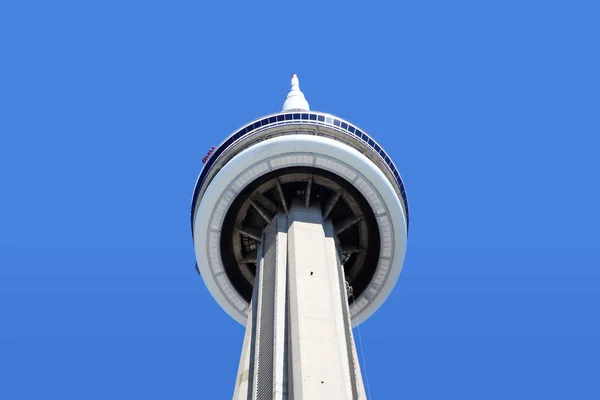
[220,167,380,305]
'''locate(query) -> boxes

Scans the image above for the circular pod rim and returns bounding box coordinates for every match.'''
[191,112,409,326]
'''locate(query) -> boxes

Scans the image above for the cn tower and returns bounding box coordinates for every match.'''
[191,75,409,399]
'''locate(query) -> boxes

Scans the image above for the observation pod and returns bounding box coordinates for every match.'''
[191,75,409,328]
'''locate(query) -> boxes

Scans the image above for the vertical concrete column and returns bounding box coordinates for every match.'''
[286,204,355,399]
[272,214,289,400]
[233,271,258,399]
[233,206,366,400]
[233,215,288,400]
[326,220,368,400]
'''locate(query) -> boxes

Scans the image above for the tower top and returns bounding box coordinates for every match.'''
[282,74,310,111]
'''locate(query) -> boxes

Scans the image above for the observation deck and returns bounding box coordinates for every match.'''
[192,79,408,326]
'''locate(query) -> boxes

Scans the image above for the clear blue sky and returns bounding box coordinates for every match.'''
[1,1,599,398]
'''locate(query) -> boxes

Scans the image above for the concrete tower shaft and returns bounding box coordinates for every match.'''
[233,205,366,400]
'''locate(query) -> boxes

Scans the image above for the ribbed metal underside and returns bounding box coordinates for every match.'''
[220,167,381,307]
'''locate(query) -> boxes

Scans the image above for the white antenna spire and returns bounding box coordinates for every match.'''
[282,74,310,111]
